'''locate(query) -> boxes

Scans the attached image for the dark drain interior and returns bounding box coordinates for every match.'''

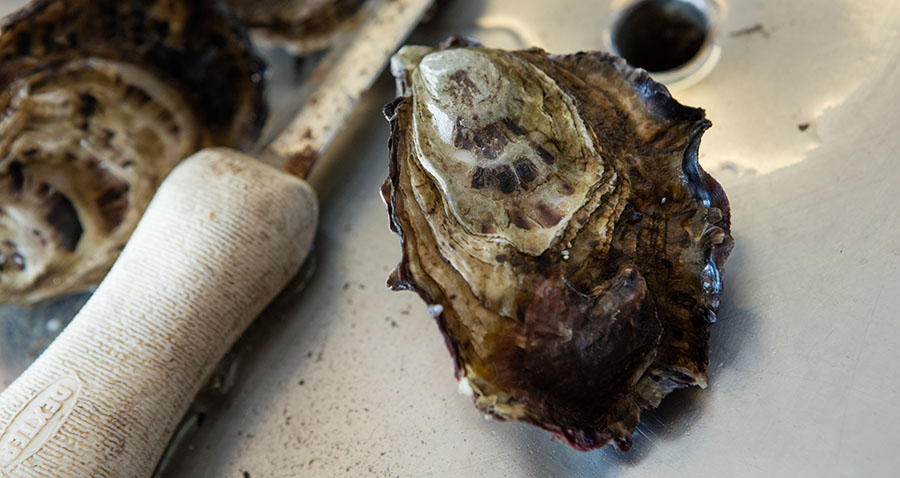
[612,0,709,73]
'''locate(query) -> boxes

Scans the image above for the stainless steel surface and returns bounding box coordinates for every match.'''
[3,0,900,476]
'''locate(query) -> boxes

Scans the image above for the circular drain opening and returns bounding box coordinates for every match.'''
[612,0,710,73]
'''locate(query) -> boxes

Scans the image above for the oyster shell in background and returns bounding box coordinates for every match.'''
[224,0,366,54]
[382,39,733,451]
[0,0,267,305]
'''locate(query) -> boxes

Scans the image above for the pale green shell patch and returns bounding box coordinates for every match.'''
[407,48,609,256]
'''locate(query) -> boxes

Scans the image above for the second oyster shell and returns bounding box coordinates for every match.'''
[0,0,266,305]
[224,0,366,53]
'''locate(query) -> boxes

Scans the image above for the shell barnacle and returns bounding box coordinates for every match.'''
[382,38,733,450]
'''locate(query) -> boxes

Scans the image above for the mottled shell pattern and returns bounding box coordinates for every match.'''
[383,38,733,451]
[0,0,266,305]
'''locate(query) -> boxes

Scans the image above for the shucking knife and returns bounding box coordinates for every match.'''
[0,0,433,476]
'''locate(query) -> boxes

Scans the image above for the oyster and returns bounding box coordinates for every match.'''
[0,0,266,305]
[382,39,733,451]
[224,0,366,53]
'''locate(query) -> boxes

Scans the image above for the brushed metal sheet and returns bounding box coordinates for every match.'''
[163,1,900,476]
[4,0,900,477]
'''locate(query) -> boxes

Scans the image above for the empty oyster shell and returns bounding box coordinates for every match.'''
[0,0,266,305]
[224,0,366,54]
[382,39,733,451]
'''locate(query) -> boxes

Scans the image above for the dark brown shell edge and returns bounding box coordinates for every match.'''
[381,41,733,451]
[226,0,366,52]
[0,0,268,150]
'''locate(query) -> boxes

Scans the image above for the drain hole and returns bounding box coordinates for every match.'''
[612,0,709,73]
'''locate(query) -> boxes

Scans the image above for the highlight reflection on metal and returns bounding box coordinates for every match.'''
[3,0,900,477]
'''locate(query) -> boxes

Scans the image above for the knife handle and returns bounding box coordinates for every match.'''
[0,148,317,478]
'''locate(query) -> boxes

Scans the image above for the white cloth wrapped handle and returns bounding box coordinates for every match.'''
[0,149,317,478]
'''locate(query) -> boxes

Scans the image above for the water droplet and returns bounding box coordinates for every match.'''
[46,317,62,332]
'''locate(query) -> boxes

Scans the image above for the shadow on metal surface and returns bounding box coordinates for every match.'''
[504,233,763,474]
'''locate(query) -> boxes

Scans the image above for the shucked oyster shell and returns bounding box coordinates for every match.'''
[224,0,366,54]
[382,39,733,451]
[0,0,266,305]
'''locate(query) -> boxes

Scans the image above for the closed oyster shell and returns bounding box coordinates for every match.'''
[382,39,733,451]
[0,0,266,305]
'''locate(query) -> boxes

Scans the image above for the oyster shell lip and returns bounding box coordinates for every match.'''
[381,94,469,376]
[381,38,734,451]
